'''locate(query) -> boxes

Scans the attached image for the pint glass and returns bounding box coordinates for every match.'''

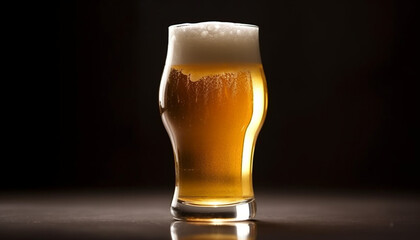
[159,22,267,221]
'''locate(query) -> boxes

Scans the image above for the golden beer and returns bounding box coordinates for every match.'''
[159,22,267,221]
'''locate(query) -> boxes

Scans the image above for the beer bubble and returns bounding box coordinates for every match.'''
[201,31,208,37]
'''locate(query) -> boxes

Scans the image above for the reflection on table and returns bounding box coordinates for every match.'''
[171,221,256,240]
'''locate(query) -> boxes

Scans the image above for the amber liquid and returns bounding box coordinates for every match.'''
[160,64,267,205]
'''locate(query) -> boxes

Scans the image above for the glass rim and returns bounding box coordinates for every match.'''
[169,21,259,29]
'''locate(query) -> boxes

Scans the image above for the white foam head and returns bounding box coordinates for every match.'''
[166,22,261,65]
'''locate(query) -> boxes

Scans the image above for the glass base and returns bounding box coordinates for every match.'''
[171,198,256,222]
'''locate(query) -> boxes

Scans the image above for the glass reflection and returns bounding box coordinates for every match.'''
[170,221,256,240]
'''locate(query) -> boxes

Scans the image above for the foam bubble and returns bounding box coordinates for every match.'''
[166,22,261,65]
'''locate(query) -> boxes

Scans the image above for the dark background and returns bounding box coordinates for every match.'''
[2,0,417,192]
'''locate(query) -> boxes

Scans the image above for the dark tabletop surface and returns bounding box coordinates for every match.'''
[1,190,419,240]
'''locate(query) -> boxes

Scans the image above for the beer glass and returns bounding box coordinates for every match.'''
[159,22,267,221]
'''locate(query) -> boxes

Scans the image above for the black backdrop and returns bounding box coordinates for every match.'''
[3,0,417,191]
